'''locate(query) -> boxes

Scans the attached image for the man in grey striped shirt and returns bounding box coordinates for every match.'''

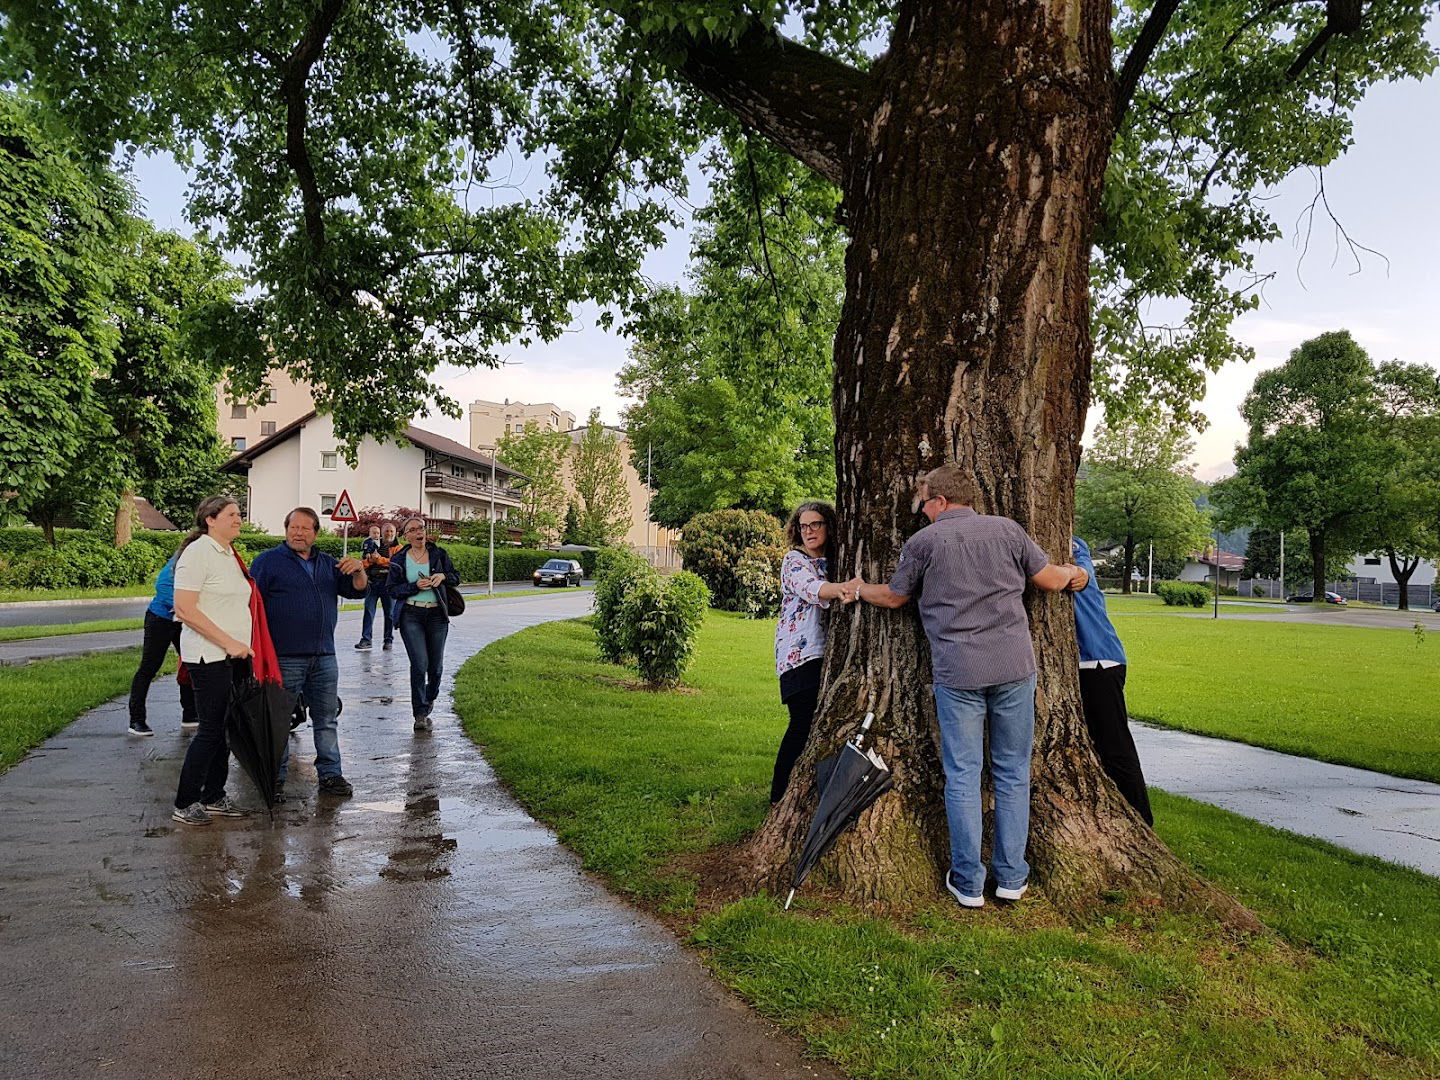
[848,464,1086,908]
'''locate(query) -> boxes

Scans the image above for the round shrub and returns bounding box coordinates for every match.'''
[619,570,710,688]
[733,543,785,619]
[678,509,783,611]
[593,548,656,664]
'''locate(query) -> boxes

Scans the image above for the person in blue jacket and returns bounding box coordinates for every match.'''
[387,517,461,731]
[251,507,369,799]
[126,551,198,736]
[1070,536,1153,825]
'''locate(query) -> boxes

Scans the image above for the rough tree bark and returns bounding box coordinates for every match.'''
[680,0,1255,925]
[114,491,135,548]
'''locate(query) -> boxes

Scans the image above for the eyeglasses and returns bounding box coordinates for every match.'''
[798,521,826,533]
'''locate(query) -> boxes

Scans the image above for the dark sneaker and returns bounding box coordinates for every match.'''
[172,802,211,827]
[273,783,287,805]
[318,775,353,797]
[382,641,393,651]
[945,870,984,909]
[355,640,372,650]
[203,796,249,818]
[413,714,433,732]
[128,721,154,737]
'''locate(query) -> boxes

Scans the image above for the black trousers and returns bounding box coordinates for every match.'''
[174,658,247,809]
[128,611,196,725]
[773,659,822,803]
[1077,664,1153,825]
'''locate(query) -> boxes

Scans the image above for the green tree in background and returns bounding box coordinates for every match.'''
[569,410,630,546]
[561,502,582,546]
[497,421,570,546]
[1217,331,1384,603]
[621,138,839,528]
[1076,413,1210,593]
[0,94,128,542]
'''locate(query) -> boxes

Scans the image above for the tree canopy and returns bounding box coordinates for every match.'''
[568,409,631,545]
[497,420,571,546]
[1076,412,1210,592]
[3,3,1430,446]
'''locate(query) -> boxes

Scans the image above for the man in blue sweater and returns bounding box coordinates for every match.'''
[252,507,369,799]
[1070,537,1153,825]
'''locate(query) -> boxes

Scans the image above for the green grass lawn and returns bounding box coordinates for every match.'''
[0,649,158,770]
[1118,616,1440,782]
[455,613,1440,1080]
[0,583,155,604]
[0,618,144,642]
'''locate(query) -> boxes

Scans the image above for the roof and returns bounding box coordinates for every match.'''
[1191,549,1246,571]
[222,410,525,480]
[133,497,178,531]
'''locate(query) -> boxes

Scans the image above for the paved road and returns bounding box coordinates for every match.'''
[0,581,581,628]
[1119,602,1440,630]
[1136,724,1440,877]
[0,593,837,1080]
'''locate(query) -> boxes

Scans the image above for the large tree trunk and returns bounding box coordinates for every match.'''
[1311,530,1327,602]
[114,490,135,547]
[1388,549,1417,611]
[1121,536,1137,595]
[728,0,1252,926]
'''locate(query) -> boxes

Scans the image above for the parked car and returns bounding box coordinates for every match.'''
[1286,591,1348,605]
[533,558,583,587]
[1432,597,1440,613]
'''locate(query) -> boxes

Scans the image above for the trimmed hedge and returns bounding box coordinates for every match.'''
[1155,581,1210,607]
[0,538,168,589]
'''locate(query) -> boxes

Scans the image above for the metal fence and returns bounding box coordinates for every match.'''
[1240,577,1437,609]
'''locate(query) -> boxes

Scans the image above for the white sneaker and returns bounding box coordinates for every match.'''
[945,871,984,908]
[995,882,1028,902]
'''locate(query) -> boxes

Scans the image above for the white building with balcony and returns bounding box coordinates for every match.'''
[223,410,526,535]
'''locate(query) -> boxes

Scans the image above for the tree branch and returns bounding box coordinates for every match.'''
[673,26,868,188]
[1287,0,1364,81]
[278,0,347,273]
[1114,0,1183,128]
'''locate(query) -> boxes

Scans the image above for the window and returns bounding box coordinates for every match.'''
[428,502,436,519]
[320,494,337,514]
[452,504,464,521]
[320,451,338,470]
[230,436,246,451]
[1363,557,1382,566]
[260,421,277,437]
[451,464,465,478]
[231,404,247,419]
[260,384,275,404]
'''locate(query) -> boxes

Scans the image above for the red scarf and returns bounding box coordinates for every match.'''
[234,549,283,685]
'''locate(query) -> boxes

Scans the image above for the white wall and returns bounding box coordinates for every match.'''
[1348,554,1437,585]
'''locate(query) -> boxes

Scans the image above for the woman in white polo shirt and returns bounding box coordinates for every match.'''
[170,496,254,827]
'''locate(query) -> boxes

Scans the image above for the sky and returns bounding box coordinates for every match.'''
[128,39,1439,481]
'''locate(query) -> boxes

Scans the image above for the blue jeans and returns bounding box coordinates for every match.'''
[398,605,448,718]
[360,582,393,645]
[277,653,341,781]
[933,675,1037,897]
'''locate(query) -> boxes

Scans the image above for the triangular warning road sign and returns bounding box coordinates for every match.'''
[330,489,358,523]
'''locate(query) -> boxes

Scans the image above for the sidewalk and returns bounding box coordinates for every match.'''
[0,593,837,1080]
[1135,723,1440,877]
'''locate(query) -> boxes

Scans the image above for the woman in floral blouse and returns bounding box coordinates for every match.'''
[772,500,854,803]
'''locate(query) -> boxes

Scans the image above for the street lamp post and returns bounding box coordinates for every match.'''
[476,445,497,596]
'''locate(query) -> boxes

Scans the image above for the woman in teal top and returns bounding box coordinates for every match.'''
[387,517,461,731]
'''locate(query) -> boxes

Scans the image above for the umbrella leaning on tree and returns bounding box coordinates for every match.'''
[224,551,296,816]
[784,712,894,910]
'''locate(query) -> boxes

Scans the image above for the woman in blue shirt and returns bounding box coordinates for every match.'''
[126,551,198,736]
[387,517,461,732]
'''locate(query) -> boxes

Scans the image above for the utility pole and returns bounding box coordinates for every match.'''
[1279,530,1285,600]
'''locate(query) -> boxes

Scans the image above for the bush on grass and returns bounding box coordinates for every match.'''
[1155,581,1209,607]
[593,548,656,664]
[618,571,710,688]
[679,509,784,611]
[732,544,785,618]
[0,537,167,589]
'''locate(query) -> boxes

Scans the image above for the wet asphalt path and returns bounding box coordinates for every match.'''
[0,593,836,1080]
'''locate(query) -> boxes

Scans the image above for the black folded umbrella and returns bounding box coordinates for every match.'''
[226,669,296,812]
[785,712,894,909]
